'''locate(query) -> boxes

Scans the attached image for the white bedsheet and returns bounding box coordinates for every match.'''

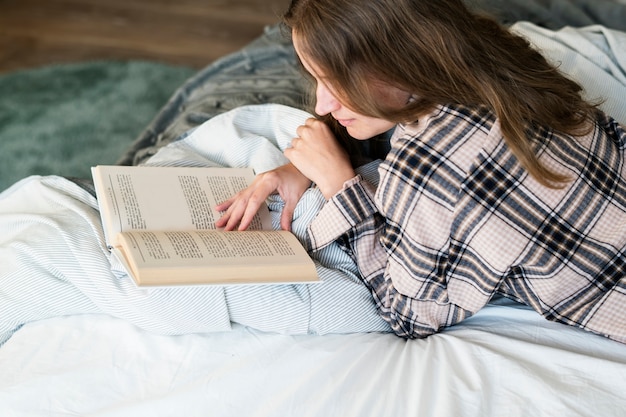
[1,298,625,417]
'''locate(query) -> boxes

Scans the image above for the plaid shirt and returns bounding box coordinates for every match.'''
[308,104,626,342]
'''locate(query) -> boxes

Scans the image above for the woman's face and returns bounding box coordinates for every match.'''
[292,32,410,140]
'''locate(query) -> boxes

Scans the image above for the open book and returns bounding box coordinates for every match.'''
[91,165,320,286]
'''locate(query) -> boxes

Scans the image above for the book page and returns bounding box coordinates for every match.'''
[121,230,306,264]
[115,229,319,286]
[92,165,272,247]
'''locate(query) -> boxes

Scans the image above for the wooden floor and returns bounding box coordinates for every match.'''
[0,0,291,74]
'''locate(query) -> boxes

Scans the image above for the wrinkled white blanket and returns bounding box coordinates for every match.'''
[512,22,626,124]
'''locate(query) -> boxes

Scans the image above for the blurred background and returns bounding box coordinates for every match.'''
[0,0,292,73]
[0,0,292,191]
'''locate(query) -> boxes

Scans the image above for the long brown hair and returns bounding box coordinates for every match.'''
[283,0,600,187]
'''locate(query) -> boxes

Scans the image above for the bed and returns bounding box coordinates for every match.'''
[2,1,626,416]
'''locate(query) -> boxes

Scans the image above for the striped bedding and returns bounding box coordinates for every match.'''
[0,104,390,347]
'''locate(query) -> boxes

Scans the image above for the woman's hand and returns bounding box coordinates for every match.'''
[216,117,356,231]
[285,118,356,199]
[215,163,312,231]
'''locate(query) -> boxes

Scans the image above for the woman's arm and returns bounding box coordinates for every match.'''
[308,174,476,339]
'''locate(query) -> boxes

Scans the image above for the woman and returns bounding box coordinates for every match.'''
[216,0,626,342]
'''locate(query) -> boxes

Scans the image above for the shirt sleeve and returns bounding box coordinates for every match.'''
[308,175,378,250]
[308,175,474,339]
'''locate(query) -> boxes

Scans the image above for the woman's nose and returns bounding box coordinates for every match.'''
[314,83,341,116]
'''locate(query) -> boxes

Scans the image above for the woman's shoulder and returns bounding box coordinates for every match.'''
[395,104,496,145]
[388,104,500,174]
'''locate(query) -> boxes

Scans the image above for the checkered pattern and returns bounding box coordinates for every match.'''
[309,104,626,342]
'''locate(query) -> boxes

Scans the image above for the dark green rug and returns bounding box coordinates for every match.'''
[0,61,196,192]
